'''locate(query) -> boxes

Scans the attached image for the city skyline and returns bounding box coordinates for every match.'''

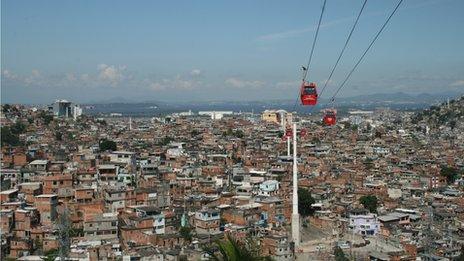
[2,0,464,103]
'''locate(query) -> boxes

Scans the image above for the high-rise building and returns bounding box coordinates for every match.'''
[50,99,82,120]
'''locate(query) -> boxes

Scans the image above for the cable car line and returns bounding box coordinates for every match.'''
[302,0,327,82]
[318,0,368,100]
[326,0,403,107]
[291,0,327,114]
[306,0,368,117]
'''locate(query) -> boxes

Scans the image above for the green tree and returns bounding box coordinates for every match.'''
[158,136,173,146]
[234,130,244,139]
[1,127,20,146]
[334,246,349,261]
[11,121,27,134]
[298,187,315,217]
[205,235,272,261]
[40,112,54,125]
[457,245,464,261]
[179,226,192,242]
[55,208,71,260]
[42,249,58,261]
[2,104,11,113]
[440,166,459,184]
[359,195,378,213]
[99,139,117,152]
[55,132,63,141]
[191,129,200,136]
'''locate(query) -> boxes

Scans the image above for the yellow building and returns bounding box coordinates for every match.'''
[261,110,280,124]
[261,110,292,128]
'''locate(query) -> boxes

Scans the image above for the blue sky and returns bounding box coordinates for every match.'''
[2,0,464,103]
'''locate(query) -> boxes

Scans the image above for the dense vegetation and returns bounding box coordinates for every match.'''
[334,246,349,261]
[99,139,117,152]
[205,235,272,261]
[359,195,378,213]
[298,187,316,217]
[411,96,464,128]
[440,166,460,184]
[1,121,27,147]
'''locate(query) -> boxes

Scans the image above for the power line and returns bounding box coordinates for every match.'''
[327,0,404,105]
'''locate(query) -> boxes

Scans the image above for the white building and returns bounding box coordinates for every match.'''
[109,151,136,165]
[153,212,165,235]
[349,211,380,236]
[258,180,279,197]
[198,111,233,120]
[50,99,82,120]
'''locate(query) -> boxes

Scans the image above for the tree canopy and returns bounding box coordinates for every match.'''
[440,166,459,184]
[99,139,117,152]
[205,235,272,261]
[1,126,20,146]
[298,187,315,217]
[359,195,378,213]
[334,246,349,261]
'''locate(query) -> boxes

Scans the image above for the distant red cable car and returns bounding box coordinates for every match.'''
[281,127,292,141]
[300,81,318,106]
[323,109,337,126]
[285,128,292,138]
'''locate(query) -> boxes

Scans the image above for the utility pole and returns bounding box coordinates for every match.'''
[291,123,300,248]
[287,136,291,157]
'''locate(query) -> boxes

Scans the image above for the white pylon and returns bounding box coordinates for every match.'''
[287,136,291,157]
[291,123,300,248]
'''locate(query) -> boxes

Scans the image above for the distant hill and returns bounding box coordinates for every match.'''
[412,95,464,129]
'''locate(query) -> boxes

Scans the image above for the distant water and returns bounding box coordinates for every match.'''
[83,100,432,117]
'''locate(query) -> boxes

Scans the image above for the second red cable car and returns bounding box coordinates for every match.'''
[300,81,318,106]
[323,109,337,126]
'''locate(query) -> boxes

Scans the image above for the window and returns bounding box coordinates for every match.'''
[304,87,316,95]
[111,221,117,226]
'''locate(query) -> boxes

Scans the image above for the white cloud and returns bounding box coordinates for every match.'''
[275,81,300,90]
[148,75,198,91]
[190,69,202,76]
[31,69,41,77]
[450,80,464,87]
[97,64,127,86]
[225,77,265,89]
[66,73,77,82]
[2,69,18,80]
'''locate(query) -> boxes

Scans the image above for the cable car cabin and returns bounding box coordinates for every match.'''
[323,109,337,126]
[284,128,292,138]
[300,82,318,106]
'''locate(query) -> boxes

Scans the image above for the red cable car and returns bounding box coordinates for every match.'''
[282,128,292,141]
[323,109,337,126]
[300,81,318,106]
[285,128,292,138]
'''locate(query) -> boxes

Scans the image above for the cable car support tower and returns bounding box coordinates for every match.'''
[291,123,300,248]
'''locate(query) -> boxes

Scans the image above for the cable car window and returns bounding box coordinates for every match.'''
[304,87,316,95]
